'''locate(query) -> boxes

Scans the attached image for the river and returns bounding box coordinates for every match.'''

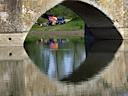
[1,38,128,95]
[25,40,86,81]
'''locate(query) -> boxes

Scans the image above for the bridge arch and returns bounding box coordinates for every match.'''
[0,0,125,46]
[26,0,122,40]
[61,1,122,39]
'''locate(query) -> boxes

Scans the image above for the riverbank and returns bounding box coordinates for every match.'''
[26,18,85,43]
[30,18,84,32]
[25,30,85,43]
[29,30,84,37]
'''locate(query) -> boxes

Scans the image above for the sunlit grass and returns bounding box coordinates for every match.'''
[30,18,84,32]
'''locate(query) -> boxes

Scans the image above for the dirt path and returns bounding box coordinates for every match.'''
[29,30,85,37]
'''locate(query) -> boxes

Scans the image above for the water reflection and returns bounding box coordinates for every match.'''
[25,41,86,80]
[25,40,122,83]
[1,40,128,95]
[62,40,122,83]
[0,47,60,96]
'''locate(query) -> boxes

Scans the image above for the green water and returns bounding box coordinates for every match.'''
[24,41,86,80]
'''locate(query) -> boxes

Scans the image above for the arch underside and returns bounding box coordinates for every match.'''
[61,40,122,83]
[62,1,122,39]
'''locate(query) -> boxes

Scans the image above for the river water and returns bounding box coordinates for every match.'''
[25,40,86,81]
[1,38,128,96]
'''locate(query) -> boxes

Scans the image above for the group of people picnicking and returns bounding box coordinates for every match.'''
[37,14,66,26]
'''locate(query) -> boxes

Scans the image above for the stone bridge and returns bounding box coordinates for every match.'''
[0,0,128,46]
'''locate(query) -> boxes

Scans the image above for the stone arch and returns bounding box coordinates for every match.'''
[61,0,122,39]
[0,0,124,46]
[25,0,122,40]
[21,0,64,32]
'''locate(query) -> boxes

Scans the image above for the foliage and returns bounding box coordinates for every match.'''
[45,4,80,19]
[36,4,82,24]
[37,18,48,23]
[24,36,39,43]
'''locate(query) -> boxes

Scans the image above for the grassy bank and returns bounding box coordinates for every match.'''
[28,18,84,43]
[30,4,84,32]
[30,18,84,32]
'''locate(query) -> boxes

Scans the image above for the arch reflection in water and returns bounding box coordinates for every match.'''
[0,47,60,96]
[0,40,128,95]
[61,40,122,83]
[25,42,86,80]
[25,40,123,83]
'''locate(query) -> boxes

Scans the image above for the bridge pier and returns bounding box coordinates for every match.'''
[0,32,27,46]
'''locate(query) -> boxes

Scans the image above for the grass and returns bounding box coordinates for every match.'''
[27,18,85,43]
[30,4,85,32]
[30,18,84,32]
